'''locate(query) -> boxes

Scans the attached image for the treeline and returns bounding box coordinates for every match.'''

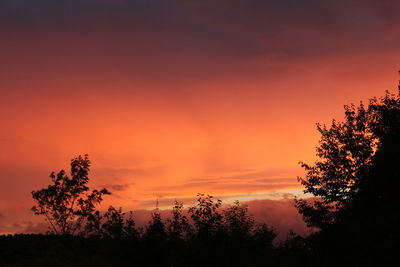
[15,154,309,266]
[27,155,288,243]
[1,196,309,267]
[83,197,278,242]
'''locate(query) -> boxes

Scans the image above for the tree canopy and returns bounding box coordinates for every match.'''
[296,90,400,265]
[31,154,110,235]
[296,91,400,229]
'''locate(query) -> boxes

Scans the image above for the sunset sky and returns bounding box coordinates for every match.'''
[1,0,400,234]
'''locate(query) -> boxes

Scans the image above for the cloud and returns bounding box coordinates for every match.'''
[93,165,165,181]
[149,169,300,197]
[2,0,400,89]
[246,198,308,238]
[189,168,296,182]
[101,183,133,192]
[23,222,49,233]
[149,181,300,197]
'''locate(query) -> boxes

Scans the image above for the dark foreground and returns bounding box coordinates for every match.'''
[2,231,398,267]
[0,234,311,267]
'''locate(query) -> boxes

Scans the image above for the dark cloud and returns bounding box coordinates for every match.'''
[93,166,158,182]
[1,0,399,95]
[102,183,133,192]
[3,0,399,32]
[23,222,48,233]
[1,0,400,68]
[246,198,309,238]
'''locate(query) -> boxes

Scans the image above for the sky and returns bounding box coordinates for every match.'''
[1,0,400,235]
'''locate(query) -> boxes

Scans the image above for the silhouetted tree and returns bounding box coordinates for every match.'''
[296,90,400,265]
[82,206,139,240]
[252,223,277,248]
[83,210,103,237]
[101,206,126,239]
[166,200,192,240]
[223,200,254,239]
[31,155,110,235]
[295,94,390,228]
[124,211,140,240]
[143,210,166,241]
[188,193,223,237]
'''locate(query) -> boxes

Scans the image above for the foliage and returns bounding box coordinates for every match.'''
[100,206,126,239]
[296,91,400,229]
[83,210,103,238]
[27,156,284,265]
[252,223,277,248]
[296,90,400,265]
[143,209,166,242]
[123,211,140,240]
[83,206,139,240]
[166,200,192,240]
[31,155,110,235]
[223,200,254,238]
[188,193,223,236]
[26,183,283,266]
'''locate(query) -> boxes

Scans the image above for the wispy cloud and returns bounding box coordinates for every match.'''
[149,168,300,197]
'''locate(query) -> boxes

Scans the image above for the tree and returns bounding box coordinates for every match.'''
[252,223,277,248]
[143,210,166,241]
[82,206,139,239]
[223,200,254,238]
[295,101,376,228]
[166,200,192,240]
[83,210,103,237]
[101,206,126,239]
[124,211,140,240]
[188,193,223,236]
[296,90,400,229]
[31,154,110,235]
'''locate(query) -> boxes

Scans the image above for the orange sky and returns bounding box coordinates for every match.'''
[1,0,400,234]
